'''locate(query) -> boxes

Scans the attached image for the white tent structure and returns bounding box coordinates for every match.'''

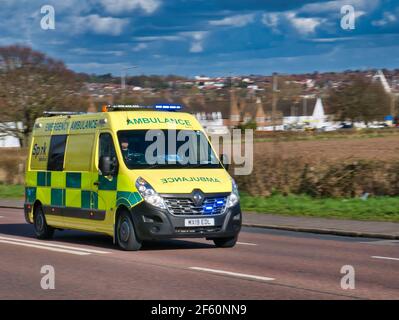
[283,97,338,130]
[311,98,326,128]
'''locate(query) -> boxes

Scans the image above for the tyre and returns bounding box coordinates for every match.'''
[116,210,142,251]
[213,236,238,248]
[33,205,54,239]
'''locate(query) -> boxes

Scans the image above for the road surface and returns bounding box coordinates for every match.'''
[0,207,398,299]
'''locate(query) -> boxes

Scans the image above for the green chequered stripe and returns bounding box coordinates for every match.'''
[99,174,117,190]
[51,188,65,206]
[37,171,51,187]
[66,172,81,188]
[81,190,98,209]
[81,190,91,209]
[116,191,142,208]
[92,192,98,209]
[25,187,36,203]
[33,171,140,212]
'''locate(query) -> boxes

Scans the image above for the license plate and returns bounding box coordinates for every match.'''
[184,218,215,227]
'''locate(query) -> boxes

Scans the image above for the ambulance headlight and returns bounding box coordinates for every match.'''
[227,179,239,208]
[136,177,166,209]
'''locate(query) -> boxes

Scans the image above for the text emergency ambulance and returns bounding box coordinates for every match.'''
[24,105,241,250]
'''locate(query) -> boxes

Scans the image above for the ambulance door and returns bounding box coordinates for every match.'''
[92,132,119,233]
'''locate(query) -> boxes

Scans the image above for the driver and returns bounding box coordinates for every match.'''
[120,137,132,161]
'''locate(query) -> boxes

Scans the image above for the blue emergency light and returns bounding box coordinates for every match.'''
[107,104,183,112]
[154,104,182,111]
[202,198,226,215]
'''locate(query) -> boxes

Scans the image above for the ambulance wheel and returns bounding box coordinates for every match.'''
[116,211,142,251]
[33,205,54,239]
[213,236,238,248]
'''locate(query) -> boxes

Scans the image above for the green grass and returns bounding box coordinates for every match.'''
[1,184,398,222]
[240,193,399,222]
[0,184,24,199]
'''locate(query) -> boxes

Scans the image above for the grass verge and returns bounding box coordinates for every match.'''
[0,185,398,223]
[240,193,399,222]
[0,184,24,199]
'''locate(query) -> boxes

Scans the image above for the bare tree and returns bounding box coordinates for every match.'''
[327,76,391,124]
[0,45,85,147]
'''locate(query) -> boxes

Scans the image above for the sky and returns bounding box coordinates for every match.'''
[1,0,399,77]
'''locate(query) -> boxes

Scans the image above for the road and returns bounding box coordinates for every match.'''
[0,207,398,300]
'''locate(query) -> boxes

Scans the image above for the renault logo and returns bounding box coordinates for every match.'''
[192,190,204,206]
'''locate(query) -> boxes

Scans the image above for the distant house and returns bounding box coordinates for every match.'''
[225,89,283,130]
[195,112,229,135]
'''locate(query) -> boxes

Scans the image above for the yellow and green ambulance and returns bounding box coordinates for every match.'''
[24,105,241,250]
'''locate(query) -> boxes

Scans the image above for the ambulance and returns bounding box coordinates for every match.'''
[24,105,241,250]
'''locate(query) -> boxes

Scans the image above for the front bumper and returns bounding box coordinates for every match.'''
[129,201,242,241]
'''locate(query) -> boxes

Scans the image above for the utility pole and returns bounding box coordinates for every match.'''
[271,72,278,131]
[121,66,138,101]
[303,96,308,118]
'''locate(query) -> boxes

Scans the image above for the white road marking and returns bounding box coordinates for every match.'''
[360,240,399,246]
[189,267,275,282]
[237,242,257,246]
[372,256,399,261]
[0,236,110,254]
[0,216,3,218]
[0,240,90,256]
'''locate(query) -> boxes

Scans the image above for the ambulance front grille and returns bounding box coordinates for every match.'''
[164,197,227,216]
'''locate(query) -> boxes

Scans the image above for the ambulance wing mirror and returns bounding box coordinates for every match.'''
[220,154,230,171]
[99,156,114,176]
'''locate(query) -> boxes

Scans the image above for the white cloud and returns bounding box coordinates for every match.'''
[285,12,325,35]
[372,11,397,26]
[262,0,374,35]
[134,31,208,53]
[209,14,255,27]
[310,37,357,42]
[261,13,280,33]
[262,11,324,35]
[190,42,203,53]
[180,31,208,53]
[132,43,147,51]
[301,0,379,14]
[99,0,161,15]
[70,48,124,56]
[134,35,182,42]
[73,14,129,36]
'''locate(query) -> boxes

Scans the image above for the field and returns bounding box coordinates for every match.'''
[0,148,26,184]
[234,133,399,198]
[253,135,399,163]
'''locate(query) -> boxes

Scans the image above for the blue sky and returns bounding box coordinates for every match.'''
[1,0,399,76]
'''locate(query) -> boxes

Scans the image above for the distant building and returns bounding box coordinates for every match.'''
[195,112,229,135]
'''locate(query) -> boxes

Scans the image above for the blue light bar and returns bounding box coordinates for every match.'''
[107,104,183,111]
[154,104,182,111]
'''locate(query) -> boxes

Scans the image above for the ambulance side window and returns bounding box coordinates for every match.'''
[47,135,67,171]
[99,133,117,171]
